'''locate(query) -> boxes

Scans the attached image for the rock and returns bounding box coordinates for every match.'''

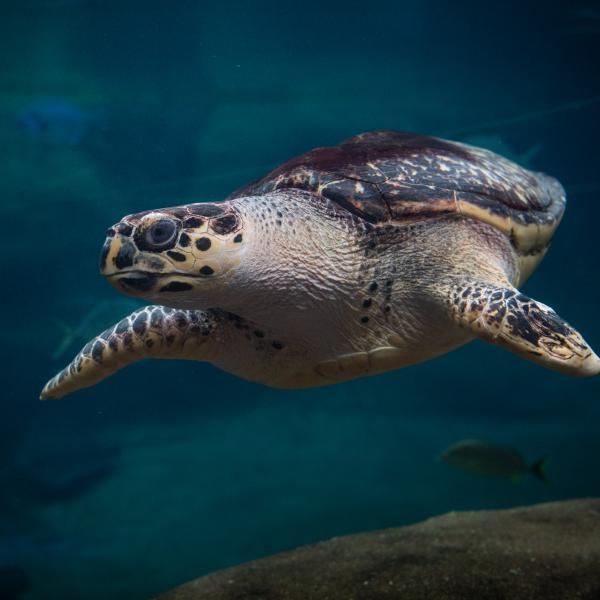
[156,499,600,600]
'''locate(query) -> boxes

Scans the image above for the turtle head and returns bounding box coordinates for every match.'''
[100,202,246,306]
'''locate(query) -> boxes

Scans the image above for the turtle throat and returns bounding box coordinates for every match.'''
[221,191,361,339]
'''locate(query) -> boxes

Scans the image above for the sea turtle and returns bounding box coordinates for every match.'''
[40,130,600,400]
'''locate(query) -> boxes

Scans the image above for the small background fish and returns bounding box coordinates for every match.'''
[51,298,144,360]
[16,98,105,146]
[440,439,548,483]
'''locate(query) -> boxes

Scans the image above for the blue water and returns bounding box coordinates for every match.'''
[2,1,600,598]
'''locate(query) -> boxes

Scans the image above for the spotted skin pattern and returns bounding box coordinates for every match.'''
[40,306,217,400]
[450,284,599,376]
[101,202,246,302]
[40,305,290,400]
[104,202,243,279]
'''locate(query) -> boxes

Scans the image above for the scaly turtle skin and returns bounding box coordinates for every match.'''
[40,130,600,399]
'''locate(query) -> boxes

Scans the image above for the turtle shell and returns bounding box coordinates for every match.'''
[228,130,566,253]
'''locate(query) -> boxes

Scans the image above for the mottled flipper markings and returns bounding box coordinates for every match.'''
[449,284,600,377]
[40,306,218,400]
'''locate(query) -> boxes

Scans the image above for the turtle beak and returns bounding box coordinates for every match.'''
[99,230,136,277]
[110,272,159,294]
[99,229,163,296]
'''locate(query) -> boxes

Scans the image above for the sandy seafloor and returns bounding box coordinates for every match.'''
[1,1,600,598]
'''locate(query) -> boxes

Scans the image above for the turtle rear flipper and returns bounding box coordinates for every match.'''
[449,284,600,377]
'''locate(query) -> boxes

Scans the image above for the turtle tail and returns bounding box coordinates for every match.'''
[40,306,217,400]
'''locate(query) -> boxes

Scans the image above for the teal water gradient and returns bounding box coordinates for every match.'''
[1,1,600,598]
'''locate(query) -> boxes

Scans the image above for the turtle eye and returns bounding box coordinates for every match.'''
[144,219,178,250]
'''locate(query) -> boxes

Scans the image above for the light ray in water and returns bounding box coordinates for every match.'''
[442,94,600,138]
[7,94,600,211]
[88,93,600,201]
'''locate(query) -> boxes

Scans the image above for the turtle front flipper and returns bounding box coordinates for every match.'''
[40,306,219,400]
[449,284,600,377]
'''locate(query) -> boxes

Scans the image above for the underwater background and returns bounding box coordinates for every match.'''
[2,0,600,598]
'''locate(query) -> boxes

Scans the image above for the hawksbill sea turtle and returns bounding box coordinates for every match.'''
[40,130,600,399]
